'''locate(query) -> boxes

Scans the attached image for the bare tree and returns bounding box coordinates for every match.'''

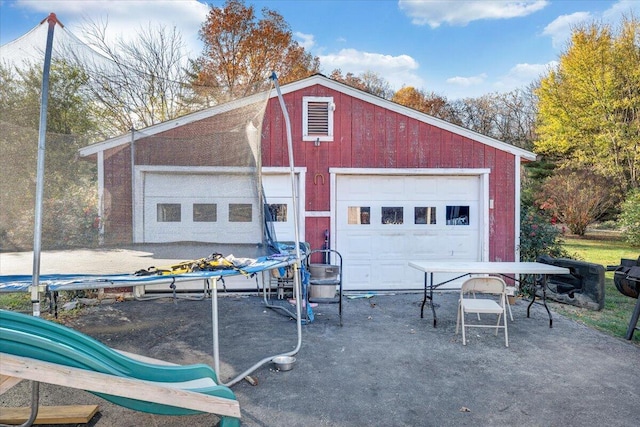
[452,87,537,149]
[359,71,394,99]
[69,19,194,133]
[330,69,395,99]
[453,95,497,137]
[494,88,538,149]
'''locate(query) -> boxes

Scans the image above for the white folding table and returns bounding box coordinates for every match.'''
[408,261,571,327]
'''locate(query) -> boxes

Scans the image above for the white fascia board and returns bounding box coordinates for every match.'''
[306,211,330,217]
[262,166,307,174]
[329,167,491,176]
[133,165,306,175]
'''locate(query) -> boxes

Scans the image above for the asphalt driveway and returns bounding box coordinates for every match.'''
[1,246,639,426]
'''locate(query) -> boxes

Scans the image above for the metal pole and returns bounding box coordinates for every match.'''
[130,127,135,242]
[270,72,302,348]
[211,277,220,375]
[222,75,304,387]
[31,13,63,317]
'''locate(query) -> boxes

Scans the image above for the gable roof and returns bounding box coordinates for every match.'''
[79,74,537,161]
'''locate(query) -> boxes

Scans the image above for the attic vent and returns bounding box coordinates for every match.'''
[303,96,334,142]
[307,102,329,135]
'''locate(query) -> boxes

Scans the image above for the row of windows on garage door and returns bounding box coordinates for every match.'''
[155,203,289,223]
[156,202,471,227]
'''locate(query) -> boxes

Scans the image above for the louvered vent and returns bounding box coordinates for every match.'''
[307,101,329,135]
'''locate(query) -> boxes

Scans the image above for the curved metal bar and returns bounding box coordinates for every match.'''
[269,72,303,344]
[0,381,40,427]
[216,74,303,387]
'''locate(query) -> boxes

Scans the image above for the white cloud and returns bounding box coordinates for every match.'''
[398,0,548,28]
[494,61,557,90]
[319,48,424,89]
[294,32,315,50]
[603,0,640,21]
[446,73,487,87]
[445,62,558,98]
[14,0,209,55]
[542,1,640,50]
[542,11,591,49]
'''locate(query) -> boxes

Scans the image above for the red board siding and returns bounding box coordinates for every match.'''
[103,146,132,245]
[102,83,518,261]
[261,85,517,260]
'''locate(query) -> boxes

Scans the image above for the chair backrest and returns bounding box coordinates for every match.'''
[461,276,506,295]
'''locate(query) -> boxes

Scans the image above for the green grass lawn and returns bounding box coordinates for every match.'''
[553,236,639,345]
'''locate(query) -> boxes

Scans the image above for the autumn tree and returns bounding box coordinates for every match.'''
[193,0,320,102]
[536,168,619,236]
[392,86,459,122]
[535,16,640,191]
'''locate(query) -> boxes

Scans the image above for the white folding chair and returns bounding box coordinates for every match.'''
[468,274,514,322]
[456,276,509,347]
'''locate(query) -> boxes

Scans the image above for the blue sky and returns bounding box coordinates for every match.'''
[1,0,638,100]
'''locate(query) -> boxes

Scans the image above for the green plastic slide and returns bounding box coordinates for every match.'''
[0,309,240,426]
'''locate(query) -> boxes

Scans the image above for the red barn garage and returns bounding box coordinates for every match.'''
[80,74,536,291]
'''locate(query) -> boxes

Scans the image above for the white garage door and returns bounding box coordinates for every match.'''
[141,171,301,245]
[143,173,261,243]
[263,173,298,242]
[336,175,482,290]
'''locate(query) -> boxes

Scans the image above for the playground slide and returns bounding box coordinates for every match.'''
[0,309,240,424]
